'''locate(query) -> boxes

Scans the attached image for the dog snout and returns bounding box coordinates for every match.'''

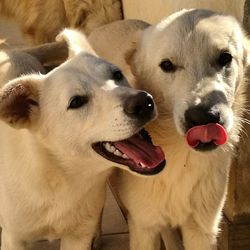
[185,106,222,130]
[124,91,155,122]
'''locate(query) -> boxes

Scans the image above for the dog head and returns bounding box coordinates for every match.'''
[0,29,165,175]
[65,0,122,35]
[129,9,249,152]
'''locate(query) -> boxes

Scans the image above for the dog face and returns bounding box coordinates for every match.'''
[38,54,155,153]
[133,9,248,151]
[0,30,165,175]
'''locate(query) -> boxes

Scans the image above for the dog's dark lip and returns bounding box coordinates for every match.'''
[193,141,218,151]
[92,129,166,175]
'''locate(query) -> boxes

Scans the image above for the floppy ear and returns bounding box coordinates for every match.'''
[73,8,88,29]
[63,0,89,31]
[124,30,143,76]
[125,42,137,67]
[0,75,40,129]
[56,28,97,58]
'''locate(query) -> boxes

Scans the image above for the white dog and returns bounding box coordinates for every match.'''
[0,29,166,250]
[89,9,249,250]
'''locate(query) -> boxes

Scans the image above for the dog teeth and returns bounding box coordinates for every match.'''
[104,142,127,159]
[104,142,115,153]
[122,154,129,159]
[104,143,110,151]
[139,163,147,168]
[114,149,122,157]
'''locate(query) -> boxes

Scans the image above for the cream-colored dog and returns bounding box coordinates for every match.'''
[89,9,249,250]
[0,29,165,250]
[0,0,122,44]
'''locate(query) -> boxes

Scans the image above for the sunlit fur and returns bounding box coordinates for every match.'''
[0,29,155,250]
[89,9,249,250]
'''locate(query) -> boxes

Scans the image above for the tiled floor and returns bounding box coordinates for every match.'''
[0,18,129,250]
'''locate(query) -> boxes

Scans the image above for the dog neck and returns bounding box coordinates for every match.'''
[9,129,112,197]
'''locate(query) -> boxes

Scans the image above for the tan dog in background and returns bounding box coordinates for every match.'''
[0,0,122,44]
[89,9,250,249]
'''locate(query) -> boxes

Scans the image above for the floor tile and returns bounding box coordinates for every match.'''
[31,240,60,250]
[102,186,128,235]
[101,233,129,250]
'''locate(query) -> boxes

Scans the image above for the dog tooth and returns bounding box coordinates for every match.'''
[104,143,111,151]
[104,142,115,153]
[114,149,122,156]
[139,163,147,168]
[110,146,116,153]
[122,154,129,159]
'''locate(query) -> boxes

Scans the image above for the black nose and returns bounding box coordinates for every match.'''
[185,106,221,130]
[124,91,155,121]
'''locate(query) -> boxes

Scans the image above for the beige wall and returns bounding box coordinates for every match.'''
[122,0,244,24]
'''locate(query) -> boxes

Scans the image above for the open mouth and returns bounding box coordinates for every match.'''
[186,123,227,151]
[92,129,166,175]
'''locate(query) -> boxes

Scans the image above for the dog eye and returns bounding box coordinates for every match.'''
[68,96,88,109]
[160,59,176,72]
[218,52,232,67]
[112,70,123,81]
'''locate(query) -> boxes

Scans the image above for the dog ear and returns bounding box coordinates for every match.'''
[124,30,143,76]
[124,43,137,77]
[0,75,40,129]
[56,28,97,58]
[73,8,88,29]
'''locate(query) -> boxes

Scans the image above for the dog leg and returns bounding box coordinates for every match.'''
[1,231,26,250]
[128,219,161,250]
[60,234,94,250]
[60,237,92,250]
[161,226,184,250]
[181,217,216,250]
[91,209,103,250]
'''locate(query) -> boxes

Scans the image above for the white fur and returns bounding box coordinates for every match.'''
[0,29,156,250]
[56,28,97,57]
[88,9,249,250]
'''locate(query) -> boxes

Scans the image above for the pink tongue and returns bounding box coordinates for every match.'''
[114,135,165,168]
[186,123,227,148]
